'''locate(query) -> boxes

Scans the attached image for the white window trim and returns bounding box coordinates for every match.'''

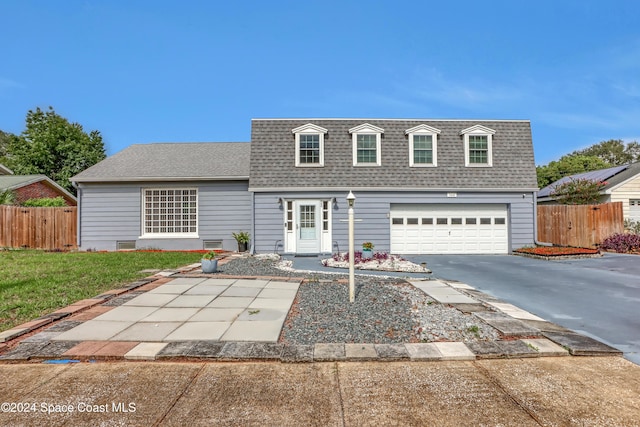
[460,125,496,167]
[405,124,441,167]
[349,123,384,166]
[630,199,640,221]
[292,123,327,167]
[140,187,199,239]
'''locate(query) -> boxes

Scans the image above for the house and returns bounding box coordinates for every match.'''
[71,119,538,254]
[537,162,640,222]
[0,164,77,206]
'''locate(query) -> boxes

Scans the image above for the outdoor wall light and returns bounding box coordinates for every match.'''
[277,197,283,206]
[346,191,355,208]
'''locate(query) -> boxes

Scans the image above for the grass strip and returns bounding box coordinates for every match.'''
[0,250,202,332]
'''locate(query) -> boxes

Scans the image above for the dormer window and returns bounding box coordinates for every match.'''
[292,123,327,167]
[460,125,496,167]
[405,124,441,167]
[349,123,384,166]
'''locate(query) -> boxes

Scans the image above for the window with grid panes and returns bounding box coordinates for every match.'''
[357,134,378,164]
[143,189,197,235]
[413,134,433,164]
[468,135,488,164]
[299,134,320,164]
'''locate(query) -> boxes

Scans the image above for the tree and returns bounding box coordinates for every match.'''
[550,178,606,205]
[572,139,640,166]
[536,154,610,188]
[7,107,106,194]
[0,130,14,164]
[537,139,640,188]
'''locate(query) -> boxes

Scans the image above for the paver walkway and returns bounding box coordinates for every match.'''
[52,278,300,343]
[0,260,623,362]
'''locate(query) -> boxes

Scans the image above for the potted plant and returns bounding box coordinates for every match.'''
[232,231,250,252]
[362,242,374,259]
[201,251,218,273]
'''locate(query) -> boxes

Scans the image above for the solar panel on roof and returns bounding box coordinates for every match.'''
[537,164,628,198]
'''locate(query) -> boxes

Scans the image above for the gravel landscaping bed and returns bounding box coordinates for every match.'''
[218,256,501,344]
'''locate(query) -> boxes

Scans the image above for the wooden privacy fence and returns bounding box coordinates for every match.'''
[0,206,77,250]
[537,202,623,248]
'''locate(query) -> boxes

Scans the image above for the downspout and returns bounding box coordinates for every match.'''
[250,190,255,254]
[533,192,552,246]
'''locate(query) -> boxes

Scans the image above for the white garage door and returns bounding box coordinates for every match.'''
[390,204,508,254]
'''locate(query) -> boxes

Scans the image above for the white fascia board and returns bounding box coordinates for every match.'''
[348,123,385,134]
[71,176,250,183]
[459,124,497,135]
[405,124,442,134]
[291,123,328,134]
[249,186,539,193]
[252,118,531,123]
[604,172,640,193]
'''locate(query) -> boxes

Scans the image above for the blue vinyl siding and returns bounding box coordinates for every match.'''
[253,191,535,254]
[77,181,251,251]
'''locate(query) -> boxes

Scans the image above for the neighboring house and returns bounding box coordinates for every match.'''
[71,119,538,254]
[0,164,77,206]
[537,162,640,222]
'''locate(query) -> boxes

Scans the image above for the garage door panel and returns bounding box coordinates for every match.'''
[391,204,508,254]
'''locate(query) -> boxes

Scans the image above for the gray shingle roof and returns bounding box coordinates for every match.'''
[249,119,537,190]
[71,142,251,182]
[0,174,48,190]
[0,164,13,175]
[538,161,640,199]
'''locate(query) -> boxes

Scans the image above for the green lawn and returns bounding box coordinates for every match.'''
[0,250,203,332]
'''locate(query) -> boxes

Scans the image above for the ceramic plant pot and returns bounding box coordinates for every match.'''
[201,258,218,273]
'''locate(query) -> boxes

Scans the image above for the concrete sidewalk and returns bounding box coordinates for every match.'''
[1,357,639,426]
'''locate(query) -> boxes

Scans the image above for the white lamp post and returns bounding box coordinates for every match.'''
[346,191,356,303]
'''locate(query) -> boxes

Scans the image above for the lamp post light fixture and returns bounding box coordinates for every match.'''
[346,191,356,302]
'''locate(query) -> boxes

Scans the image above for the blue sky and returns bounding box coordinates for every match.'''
[1,1,639,164]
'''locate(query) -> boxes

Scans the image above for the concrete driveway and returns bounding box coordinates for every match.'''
[408,253,640,365]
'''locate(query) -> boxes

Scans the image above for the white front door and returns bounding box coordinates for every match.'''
[296,201,321,253]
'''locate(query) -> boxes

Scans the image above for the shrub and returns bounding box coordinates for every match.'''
[551,178,606,205]
[0,190,15,205]
[600,233,640,253]
[624,219,640,234]
[22,197,67,207]
[232,231,250,243]
[326,251,402,265]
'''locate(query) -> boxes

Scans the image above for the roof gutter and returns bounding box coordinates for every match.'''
[249,186,540,193]
[71,176,250,184]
